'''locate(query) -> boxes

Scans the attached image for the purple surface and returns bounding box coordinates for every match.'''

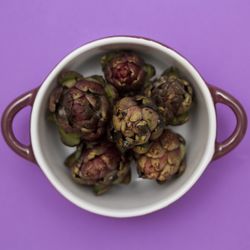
[0,0,249,249]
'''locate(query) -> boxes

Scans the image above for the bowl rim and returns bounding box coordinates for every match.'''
[30,36,216,218]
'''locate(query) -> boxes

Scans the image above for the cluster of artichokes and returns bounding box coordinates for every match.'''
[48,51,193,195]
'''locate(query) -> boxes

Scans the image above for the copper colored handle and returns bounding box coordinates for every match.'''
[209,85,247,160]
[1,89,38,163]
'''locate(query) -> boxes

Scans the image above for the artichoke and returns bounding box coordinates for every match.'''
[136,129,186,183]
[101,51,155,91]
[48,71,110,146]
[110,96,164,152]
[145,67,193,125]
[66,142,131,195]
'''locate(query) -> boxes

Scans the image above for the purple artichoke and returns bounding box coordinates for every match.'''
[110,95,164,152]
[101,51,155,91]
[66,142,131,195]
[145,67,193,125]
[136,129,186,183]
[48,71,110,146]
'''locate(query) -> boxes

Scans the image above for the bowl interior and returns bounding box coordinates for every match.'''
[31,37,216,217]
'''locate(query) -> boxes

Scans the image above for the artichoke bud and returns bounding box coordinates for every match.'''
[136,129,186,183]
[110,96,164,152]
[68,142,131,195]
[101,51,150,91]
[48,74,110,145]
[146,67,194,125]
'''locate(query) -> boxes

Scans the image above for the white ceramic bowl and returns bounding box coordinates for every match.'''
[2,36,247,217]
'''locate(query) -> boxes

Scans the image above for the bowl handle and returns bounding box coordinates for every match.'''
[1,88,38,163]
[209,85,247,160]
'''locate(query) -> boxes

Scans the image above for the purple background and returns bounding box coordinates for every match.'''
[1,0,250,249]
